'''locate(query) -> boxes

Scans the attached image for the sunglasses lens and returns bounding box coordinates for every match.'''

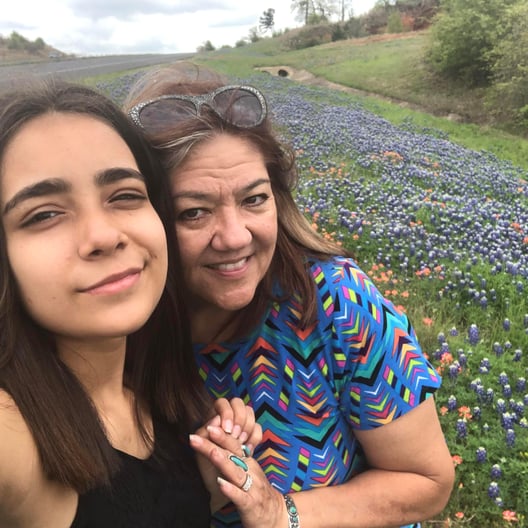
[213,89,264,127]
[139,99,196,133]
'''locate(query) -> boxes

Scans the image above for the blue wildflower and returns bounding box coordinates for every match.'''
[468,324,480,345]
[475,446,487,463]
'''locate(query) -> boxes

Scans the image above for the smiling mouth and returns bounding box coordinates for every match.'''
[207,257,248,272]
[81,268,143,294]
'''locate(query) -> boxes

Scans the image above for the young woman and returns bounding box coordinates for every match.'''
[0,79,259,528]
[125,63,455,528]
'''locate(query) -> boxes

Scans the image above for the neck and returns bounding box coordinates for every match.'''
[191,308,242,343]
[57,336,127,401]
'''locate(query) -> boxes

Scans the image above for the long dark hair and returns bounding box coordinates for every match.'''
[0,78,210,492]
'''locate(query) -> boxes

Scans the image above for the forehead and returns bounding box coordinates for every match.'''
[170,134,269,197]
[1,112,137,199]
[183,133,263,170]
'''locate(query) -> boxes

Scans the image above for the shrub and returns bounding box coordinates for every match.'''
[426,0,520,86]
[486,2,528,130]
[284,24,333,50]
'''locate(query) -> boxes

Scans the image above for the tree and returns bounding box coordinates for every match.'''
[291,0,314,25]
[291,0,340,25]
[337,0,354,21]
[248,27,261,43]
[259,8,275,33]
[487,2,528,126]
[311,0,339,22]
[426,0,519,86]
[197,40,215,52]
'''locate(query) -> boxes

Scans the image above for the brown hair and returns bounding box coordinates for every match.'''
[124,63,351,330]
[0,78,210,492]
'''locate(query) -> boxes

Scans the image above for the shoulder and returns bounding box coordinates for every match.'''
[308,256,368,286]
[308,257,413,329]
[308,256,383,306]
[0,390,40,510]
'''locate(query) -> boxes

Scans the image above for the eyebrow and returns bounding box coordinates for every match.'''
[3,168,145,216]
[172,177,270,201]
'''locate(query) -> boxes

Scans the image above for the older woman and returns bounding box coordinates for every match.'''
[125,64,454,528]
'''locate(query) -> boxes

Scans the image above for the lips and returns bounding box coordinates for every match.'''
[81,267,143,294]
[207,257,248,272]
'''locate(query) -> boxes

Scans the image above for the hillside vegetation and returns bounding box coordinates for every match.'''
[192,28,528,169]
[0,31,68,64]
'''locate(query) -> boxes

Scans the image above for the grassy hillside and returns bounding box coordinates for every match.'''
[192,29,528,169]
[0,29,74,64]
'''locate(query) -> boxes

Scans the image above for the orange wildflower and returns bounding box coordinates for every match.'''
[503,510,518,522]
[452,455,463,467]
[422,317,433,326]
[458,406,472,420]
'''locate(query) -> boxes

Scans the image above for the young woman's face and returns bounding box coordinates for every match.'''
[1,112,167,347]
[171,133,278,321]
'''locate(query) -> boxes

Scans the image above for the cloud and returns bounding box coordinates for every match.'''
[209,13,255,29]
[1,20,35,32]
[68,0,232,20]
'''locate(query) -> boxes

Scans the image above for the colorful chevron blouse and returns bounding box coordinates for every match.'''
[194,257,441,528]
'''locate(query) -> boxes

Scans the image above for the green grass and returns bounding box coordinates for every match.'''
[193,30,528,170]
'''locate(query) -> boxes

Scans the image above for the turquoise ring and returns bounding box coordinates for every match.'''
[241,444,251,458]
[229,454,249,472]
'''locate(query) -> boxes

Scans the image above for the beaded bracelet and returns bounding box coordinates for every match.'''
[283,494,300,528]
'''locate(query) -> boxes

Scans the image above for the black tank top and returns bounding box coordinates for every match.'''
[71,417,211,528]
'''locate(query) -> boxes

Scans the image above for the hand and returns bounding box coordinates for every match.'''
[190,426,287,528]
[208,397,261,451]
[191,398,262,512]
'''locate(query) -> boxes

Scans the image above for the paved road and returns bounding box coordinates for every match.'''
[0,53,195,90]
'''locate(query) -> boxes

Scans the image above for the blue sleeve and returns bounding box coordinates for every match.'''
[312,257,441,431]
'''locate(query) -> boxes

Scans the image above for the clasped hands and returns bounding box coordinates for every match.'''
[190,397,288,528]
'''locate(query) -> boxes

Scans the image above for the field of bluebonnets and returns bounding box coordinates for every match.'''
[98,70,528,527]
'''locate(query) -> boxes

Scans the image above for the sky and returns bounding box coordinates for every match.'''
[1,0,378,56]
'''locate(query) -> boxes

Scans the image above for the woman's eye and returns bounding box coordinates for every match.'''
[110,191,147,204]
[179,208,207,221]
[21,210,62,227]
[244,193,268,206]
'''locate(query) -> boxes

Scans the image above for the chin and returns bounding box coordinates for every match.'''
[215,294,254,313]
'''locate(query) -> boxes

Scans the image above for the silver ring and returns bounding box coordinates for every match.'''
[241,472,253,492]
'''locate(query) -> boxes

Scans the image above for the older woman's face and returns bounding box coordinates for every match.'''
[170,133,277,323]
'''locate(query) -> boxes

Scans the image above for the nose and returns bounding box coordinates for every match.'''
[210,208,252,252]
[77,209,128,259]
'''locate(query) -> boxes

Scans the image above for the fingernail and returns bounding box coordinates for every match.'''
[239,431,249,443]
[189,434,203,445]
[206,425,222,435]
[217,476,229,487]
[232,424,241,439]
[224,419,233,434]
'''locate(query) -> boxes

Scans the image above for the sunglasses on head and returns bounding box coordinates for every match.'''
[128,85,267,133]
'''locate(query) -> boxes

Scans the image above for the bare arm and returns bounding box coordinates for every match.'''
[291,397,455,527]
[196,398,454,528]
[0,391,35,527]
[0,391,77,528]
